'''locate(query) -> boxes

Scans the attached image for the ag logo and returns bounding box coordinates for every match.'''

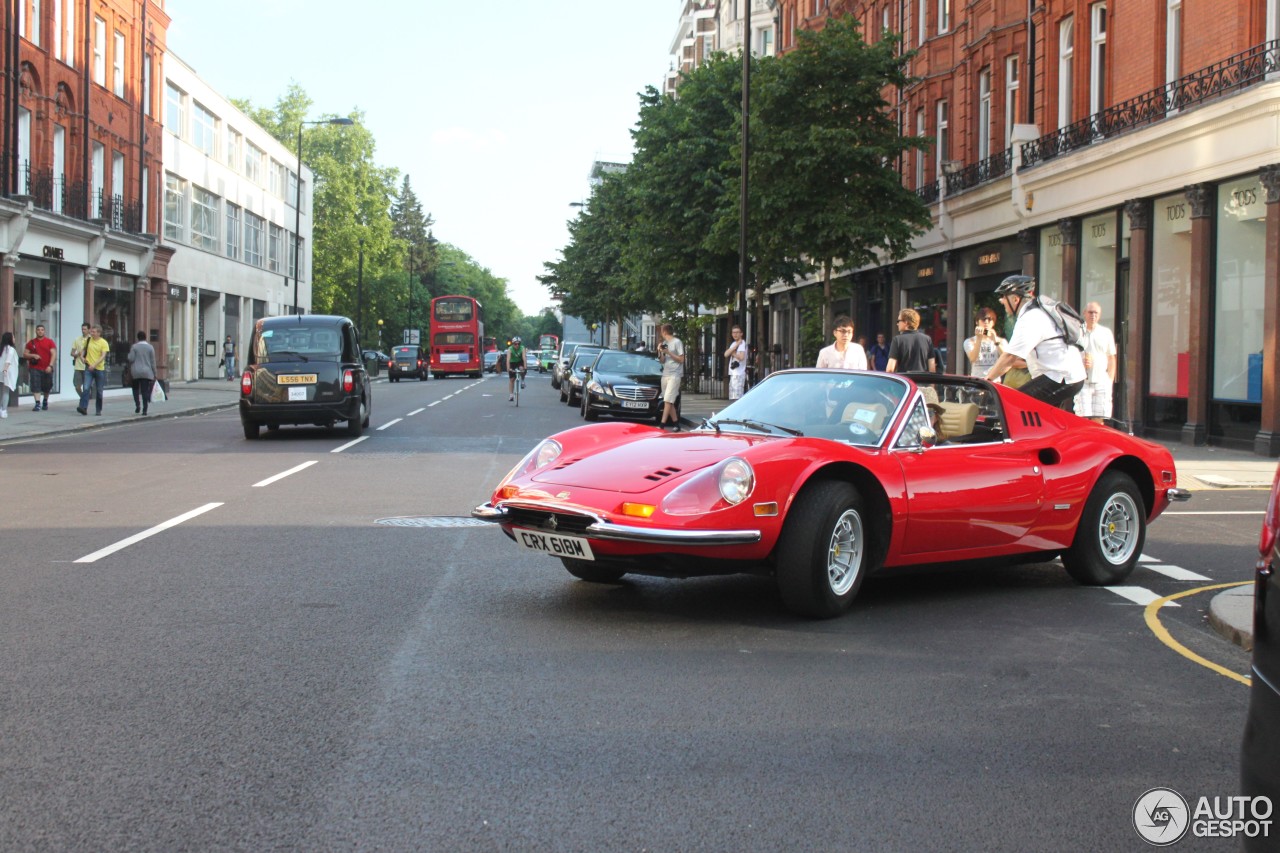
[1134,787,1190,845]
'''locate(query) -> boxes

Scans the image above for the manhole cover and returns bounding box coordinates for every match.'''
[375,516,491,528]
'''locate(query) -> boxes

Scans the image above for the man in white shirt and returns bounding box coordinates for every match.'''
[1074,302,1117,423]
[815,316,868,370]
[983,275,1085,410]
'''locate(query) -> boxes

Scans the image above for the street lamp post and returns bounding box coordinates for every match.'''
[292,116,354,315]
[355,237,365,335]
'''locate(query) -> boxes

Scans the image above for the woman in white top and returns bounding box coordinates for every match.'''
[0,331,19,418]
[724,325,750,400]
[815,316,867,370]
[964,307,1007,378]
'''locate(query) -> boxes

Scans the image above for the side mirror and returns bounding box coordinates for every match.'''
[918,425,938,449]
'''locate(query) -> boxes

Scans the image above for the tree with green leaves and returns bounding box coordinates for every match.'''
[751,16,932,339]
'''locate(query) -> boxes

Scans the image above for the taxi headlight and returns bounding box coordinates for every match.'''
[661,457,754,516]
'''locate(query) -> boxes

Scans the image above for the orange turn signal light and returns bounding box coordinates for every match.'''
[498,485,520,500]
[621,502,656,518]
[753,502,779,517]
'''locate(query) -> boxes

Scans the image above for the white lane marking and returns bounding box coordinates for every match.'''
[331,436,368,454]
[407,408,425,416]
[377,418,403,431]
[75,503,223,564]
[252,460,318,488]
[443,395,455,400]
[1138,554,1156,562]
[1164,511,1264,515]
[1143,564,1212,582]
[428,400,442,407]
[1103,586,1180,607]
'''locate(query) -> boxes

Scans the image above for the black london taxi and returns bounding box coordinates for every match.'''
[239,315,371,439]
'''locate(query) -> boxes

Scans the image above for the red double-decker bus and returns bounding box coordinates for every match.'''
[430,295,485,378]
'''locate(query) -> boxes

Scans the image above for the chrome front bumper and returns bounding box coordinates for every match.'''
[1166,487,1193,502]
[471,502,762,547]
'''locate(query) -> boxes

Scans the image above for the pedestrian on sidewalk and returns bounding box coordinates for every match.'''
[70,322,90,396]
[1074,302,1117,424]
[22,324,56,411]
[657,323,685,430]
[724,325,749,400]
[127,331,157,415]
[77,325,110,416]
[867,333,890,372]
[885,309,935,373]
[0,332,19,419]
[223,336,236,380]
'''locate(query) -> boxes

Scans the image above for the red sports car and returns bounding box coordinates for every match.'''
[472,369,1191,618]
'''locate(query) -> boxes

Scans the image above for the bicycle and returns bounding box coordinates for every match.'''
[509,366,526,406]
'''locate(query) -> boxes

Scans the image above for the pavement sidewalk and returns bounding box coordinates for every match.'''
[1,380,1268,652]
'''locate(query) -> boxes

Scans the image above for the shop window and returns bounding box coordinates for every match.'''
[1148,191,1192,426]
[1213,178,1266,404]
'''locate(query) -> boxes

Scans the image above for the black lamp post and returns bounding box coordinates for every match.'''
[292,116,354,315]
[355,237,365,335]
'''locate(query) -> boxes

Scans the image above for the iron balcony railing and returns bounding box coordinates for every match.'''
[13,162,145,233]
[917,38,1280,201]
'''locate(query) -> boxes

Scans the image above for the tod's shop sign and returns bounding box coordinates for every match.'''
[108,260,127,272]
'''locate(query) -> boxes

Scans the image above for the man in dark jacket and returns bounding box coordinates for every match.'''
[885,309,936,373]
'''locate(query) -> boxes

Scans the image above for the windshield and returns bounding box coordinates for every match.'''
[594,352,660,376]
[257,326,343,361]
[706,370,908,447]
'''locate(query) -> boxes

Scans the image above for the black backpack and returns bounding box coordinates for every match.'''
[1031,295,1086,350]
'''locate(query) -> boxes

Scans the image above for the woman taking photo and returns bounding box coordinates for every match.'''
[964,307,1007,378]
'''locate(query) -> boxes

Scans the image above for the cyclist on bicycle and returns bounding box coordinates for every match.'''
[506,336,528,401]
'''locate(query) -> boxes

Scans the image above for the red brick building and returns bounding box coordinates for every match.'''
[2,0,173,397]
[767,0,1280,454]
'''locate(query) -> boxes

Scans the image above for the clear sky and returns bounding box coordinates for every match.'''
[167,1,684,316]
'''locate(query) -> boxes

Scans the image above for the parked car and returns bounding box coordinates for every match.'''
[580,350,671,424]
[239,314,371,439]
[560,346,604,406]
[484,351,501,373]
[363,349,391,371]
[1242,463,1280,850]
[551,341,591,390]
[389,344,429,382]
[474,369,1191,618]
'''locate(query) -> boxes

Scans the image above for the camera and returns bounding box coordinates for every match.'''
[659,342,668,350]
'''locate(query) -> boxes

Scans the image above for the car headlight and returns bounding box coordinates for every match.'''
[587,380,604,394]
[499,438,563,487]
[570,375,582,387]
[660,457,754,516]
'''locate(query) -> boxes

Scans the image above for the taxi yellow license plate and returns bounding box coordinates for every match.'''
[512,527,595,561]
[277,374,317,385]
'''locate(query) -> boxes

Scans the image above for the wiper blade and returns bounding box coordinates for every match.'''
[711,418,804,437]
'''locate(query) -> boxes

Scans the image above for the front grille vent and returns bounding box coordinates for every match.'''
[614,385,658,401]
[644,466,683,482]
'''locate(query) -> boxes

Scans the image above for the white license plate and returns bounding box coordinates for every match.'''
[288,386,307,401]
[512,527,595,561]
[620,400,648,409]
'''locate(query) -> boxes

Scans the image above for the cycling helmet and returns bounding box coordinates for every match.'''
[994,275,1036,297]
[511,336,521,343]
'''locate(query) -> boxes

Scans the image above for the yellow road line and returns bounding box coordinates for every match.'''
[1144,581,1253,686]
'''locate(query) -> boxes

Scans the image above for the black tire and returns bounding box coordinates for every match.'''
[559,385,568,403]
[561,558,626,583]
[775,480,868,618]
[242,418,260,440]
[1062,471,1146,585]
[345,398,366,437]
[581,394,597,420]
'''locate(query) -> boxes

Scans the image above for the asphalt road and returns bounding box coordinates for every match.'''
[0,373,1263,851]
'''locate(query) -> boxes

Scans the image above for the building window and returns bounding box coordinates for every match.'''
[166,83,185,137]
[1005,56,1021,146]
[270,161,286,198]
[245,212,264,267]
[192,102,216,157]
[287,169,299,207]
[1214,177,1267,403]
[113,30,125,98]
[268,223,283,272]
[1166,0,1182,85]
[225,203,241,259]
[245,143,263,186]
[1080,211,1118,334]
[142,55,150,115]
[52,125,65,213]
[938,0,950,34]
[93,16,105,85]
[1090,4,1107,116]
[918,0,926,45]
[1058,16,1074,130]
[111,150,123,206]
[914,108,925,188]
[760,27,773,57]
[55,0,76,66]
[225,128,240,170]
[26,0,41,46]
[977,69,992,161]
[287,231,297,278]
[164,174,185,241]
[17,108,30,194]
[935,100,949,178]
[91,143,104,215]
[1149,191,1192,401]
[190,185,219,252]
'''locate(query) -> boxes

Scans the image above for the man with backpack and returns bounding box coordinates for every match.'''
[983,275,1085,411]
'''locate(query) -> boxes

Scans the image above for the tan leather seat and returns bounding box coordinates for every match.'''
[937,402,979,439]
[840,402,888,432]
